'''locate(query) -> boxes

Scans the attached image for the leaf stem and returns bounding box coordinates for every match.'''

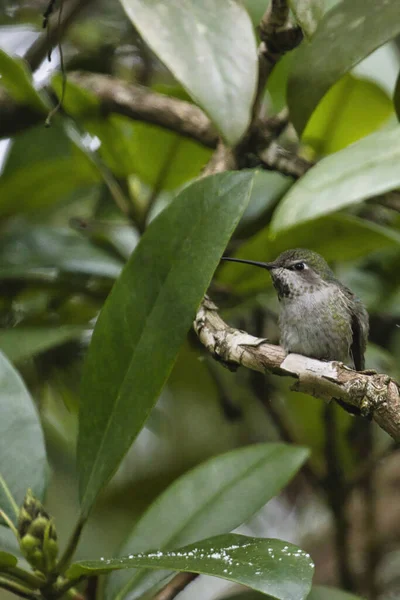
[3,566,46,590]
[0,576,39,600]
[0,508,19,537]
[56,519,85,575]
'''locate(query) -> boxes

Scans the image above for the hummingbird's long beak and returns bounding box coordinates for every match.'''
[221,257,276,270]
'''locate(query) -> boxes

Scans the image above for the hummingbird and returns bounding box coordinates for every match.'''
[222,248,369,372]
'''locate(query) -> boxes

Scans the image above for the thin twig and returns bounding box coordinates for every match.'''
[359,424,379,600]
[323,404,354,591]
[152,572,199,600]
[346,443,398,491]
[24,0,95,72]
[249,369,322,490]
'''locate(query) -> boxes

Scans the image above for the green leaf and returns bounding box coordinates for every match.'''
[2,123,74,177]
[0,550,18,568]
[236,170,293,238]
[68,534,314,600]
[0,49,47,112]
[394,69,400,122]
[0,226,122,280]
[0,159,100,218]
[0,327,86,364]
[128,123,212,190]
[77,172,254,519]
[106,443,309,600]
[288,0,400,135]
[270,126,400,233]
[118,0,258,146]
[302,74,393,155]
[307,585,363,600]
[0,352,48,525]
[288,0,338,38]
[220,584,363,600]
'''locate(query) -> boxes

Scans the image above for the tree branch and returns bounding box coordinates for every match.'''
[252,0,303,120]
[152,573,199,600]
[67,72,219,148]
[194,296,400,442]
[258,143,314,178]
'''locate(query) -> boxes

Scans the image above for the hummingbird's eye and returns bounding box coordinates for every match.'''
[294,262,305,271]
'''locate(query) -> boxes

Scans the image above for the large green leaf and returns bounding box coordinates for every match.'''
[302,74,393,155]
[77,172,254,519]
[288,0,339,38]
[0,159,100,217]
[235,170,293,238]
[106,443,309,600]
[0,227,122,280]
[288,0,400,134]
[270,126,400,233]
[220,585,362,600]
[308,586,363,600]
[118,0,257,146]
[68,534,314,600]
[394,70,400,122]
[0,49,47,112]
[0,352,48,525]
[0,327,86,364]
[0,550,17,568]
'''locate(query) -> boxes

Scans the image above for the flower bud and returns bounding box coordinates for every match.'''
[18,489,58,574]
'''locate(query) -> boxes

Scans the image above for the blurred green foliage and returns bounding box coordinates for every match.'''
[0,1,400,599]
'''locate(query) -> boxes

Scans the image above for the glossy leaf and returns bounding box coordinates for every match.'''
[288,0,338,38]
[303,74,393,155]
[0,159,100,218]
[270,126,400,233]
[118,0,258,145]
[0,226,123,280]
[68,534,314,600]
[394,69,400,122]
[0,327,86,364]
[288,0,400,134]
[2,123,74,177]
[221,585,362,600]
[77,172,254,518]
[236,170,293,238]
[128,123,212,190]
[0,551,18,568]
[106,443,309,600]
[0,352,48,525]
[0,49,47,112]
[308,586,363,600]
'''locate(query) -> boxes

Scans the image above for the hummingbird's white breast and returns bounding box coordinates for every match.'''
[278,279,354,366]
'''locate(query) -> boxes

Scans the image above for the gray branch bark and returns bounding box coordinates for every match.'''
[194,297,400,442]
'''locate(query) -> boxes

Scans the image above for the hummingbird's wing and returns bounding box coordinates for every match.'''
[342,287,369,371]
[350,310,365,371]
